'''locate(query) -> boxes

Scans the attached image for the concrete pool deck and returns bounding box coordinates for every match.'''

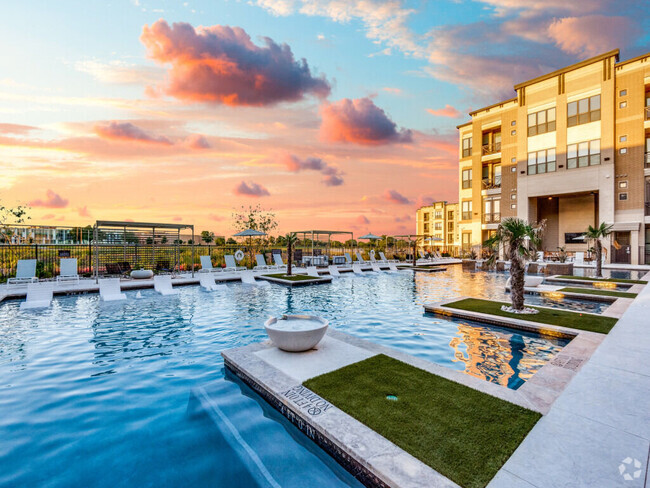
[488,270,650,488]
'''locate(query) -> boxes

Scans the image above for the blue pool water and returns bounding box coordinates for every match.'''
[572,267,647,281]
[0,267,578,486]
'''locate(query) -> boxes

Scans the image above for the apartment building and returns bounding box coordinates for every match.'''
[415,201,459,256]
[456,49,650,264]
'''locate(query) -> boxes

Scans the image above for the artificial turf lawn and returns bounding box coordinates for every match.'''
[304,354,541,488]
[559,287,637,299]
[556,275,647,284]
[265,273,320,281]
[444,298,617,334]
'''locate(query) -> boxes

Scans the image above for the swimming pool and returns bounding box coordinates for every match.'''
[0,267,575,486]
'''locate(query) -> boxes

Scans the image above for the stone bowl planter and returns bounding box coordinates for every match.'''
[264,314,328,352]
[130,269,154,279]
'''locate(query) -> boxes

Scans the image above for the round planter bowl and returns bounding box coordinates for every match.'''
[264,315,328,352]
[130,269,154,280]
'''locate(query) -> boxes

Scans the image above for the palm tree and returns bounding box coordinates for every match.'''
[484,218,545,311]
[583,222,613,278]
[285,232,298,276]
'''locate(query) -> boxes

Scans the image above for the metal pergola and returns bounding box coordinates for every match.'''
[93,220,195,281]
[292,230,354,259]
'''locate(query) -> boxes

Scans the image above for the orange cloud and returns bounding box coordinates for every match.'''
[427,105,461,118]
[383,189,413,205]
[141,20,331,106]
[95,121,172,145]
[320,97,412,146]
[234,181,270,197]
[28,189,69,208]
[548,15,640,57]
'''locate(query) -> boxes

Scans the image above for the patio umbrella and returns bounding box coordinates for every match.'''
[359,233,382,240]
[233,229,267,262]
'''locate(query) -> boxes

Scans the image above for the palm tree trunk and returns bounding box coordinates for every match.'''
[595,240,602,277]
[287,242,292,276]
[509,244,525,311]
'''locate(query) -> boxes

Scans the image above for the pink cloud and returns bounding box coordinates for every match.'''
[383,189,413,205]
[141,20,331,106]
[124,219,135,222]
[234,181,270,197]
[320,97,412,146]
[355,215,370,225]
[95,121,172,145]
[281,154,344,186]
[548,15,640,57]
[427,105,461,118]
[394,214,411,222]
[172,216,182,222]
[185,134,211,149]
[416,195,435,208]
[78,206,91,218]
[29,189,69,208]
[208,214,225,221]
[0,123,38,135]
[322,174,344,186]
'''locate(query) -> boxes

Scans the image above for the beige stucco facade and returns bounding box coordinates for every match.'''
[415,201,459,256]
[455,49,650,265]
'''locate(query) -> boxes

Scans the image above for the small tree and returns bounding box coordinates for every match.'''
[0,202,30,243]
[285,232,298,276]
[584,222,613,277]
[200,231,214,244]
[485,218,545,311]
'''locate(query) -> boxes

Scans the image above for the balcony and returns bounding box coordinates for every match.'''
[482,176,502,190]
[482,142,501,155]
[646,152,650,168]
[646,106,650,120]
[462,212,472,221]
[483,213,501,224]
[646,202,650,217]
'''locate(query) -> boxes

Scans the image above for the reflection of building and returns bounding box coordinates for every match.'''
[456,49,650,264]
[415,201,459,256]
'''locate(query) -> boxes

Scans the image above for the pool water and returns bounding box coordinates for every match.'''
[572,267,647,281]
[0,267,576,487]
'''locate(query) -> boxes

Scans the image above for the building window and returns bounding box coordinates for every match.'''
[423,223,429,232]
[619,193,628,201]
[483,198,501,223]
[619,181,628,189]
[462,168,472,189]
[462,137,472,158]
[435,222,442,230]
[511,203,516,209]
[619,148,627,155]
[619,101,627,109]
[462,201,472,220]
[619,89,627,96]
[447,210,453,220]
[527,148,556,175]
[482,163,501,189]
[447,234,454,244]
[511,120,516,126]
[527,107,556,136]
[434,211,443,219]
[510,194,516,200]
[568,94,600,127]
[482,130,501,155]
[511,130,516,136]
[423,212,429,222]
[447,221,453,231]
[567,139,600,168]
[620,135,627,142]
[462,232,472,251]
[511,166,516,172]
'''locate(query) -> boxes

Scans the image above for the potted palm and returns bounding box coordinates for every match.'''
[485,218,545,313]
[583,222,613,278]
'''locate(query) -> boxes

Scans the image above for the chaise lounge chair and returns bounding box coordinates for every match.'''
[224,255,246,272]
[370,262,383,273]
[379,252,397,264]
[20,282,53,309]
[355,252,371,268]
[306,266,320,278]
[200,255,222,274]
[340,253,354,269]
[154,275,180,296]
[352,264,365,275]
[240,270,270,287]
[254,254,279,271]
[273,254,288,271]
[199,273,227,291]
[99,278,126,301]
[8,259,38,285]
[57,258,79,284]
[328,265,341,278]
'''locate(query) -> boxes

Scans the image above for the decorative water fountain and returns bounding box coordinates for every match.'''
[264,314,328,352]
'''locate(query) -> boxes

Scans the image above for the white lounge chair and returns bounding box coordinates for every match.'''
[273,254,287,270]
[8,259,38,285]
[254,254,278,271]
[370,262,383,273]
[306,266,320,278]
[154,275,180,295]
[328,265,341,277]
[339,253,354,269]
[199,273,227,291]
[352,264,365,275]
[200,255,221,274]
[57,258,79,284]
[99,278,126,301]
[240,270,270,287]
[388,261,399,272]
[355,251,369,266]
[20,282,53,309]
[379,252,397,264]
[224,255,246,272]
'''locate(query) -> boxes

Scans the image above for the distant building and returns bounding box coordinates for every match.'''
[456,49,650,264]
[415,201,459,256]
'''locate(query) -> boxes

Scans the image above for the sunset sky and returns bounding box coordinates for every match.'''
[1,0,648,236]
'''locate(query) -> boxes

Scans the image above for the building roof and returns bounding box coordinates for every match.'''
[468,97,518,117]
[615,51,650,68]
[513,49,620,90]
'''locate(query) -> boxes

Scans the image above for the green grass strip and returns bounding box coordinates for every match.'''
[305,354,541,488]
[264,273,319,281]
[444,298,616,334]
[555,275,647,284]
[558,287,637,299]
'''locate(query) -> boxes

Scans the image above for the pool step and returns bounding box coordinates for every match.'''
[188,378,361,488]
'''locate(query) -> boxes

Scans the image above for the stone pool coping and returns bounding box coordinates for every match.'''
[258,274,333,287]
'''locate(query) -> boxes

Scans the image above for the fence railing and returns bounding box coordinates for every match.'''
[0,244,409,281]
